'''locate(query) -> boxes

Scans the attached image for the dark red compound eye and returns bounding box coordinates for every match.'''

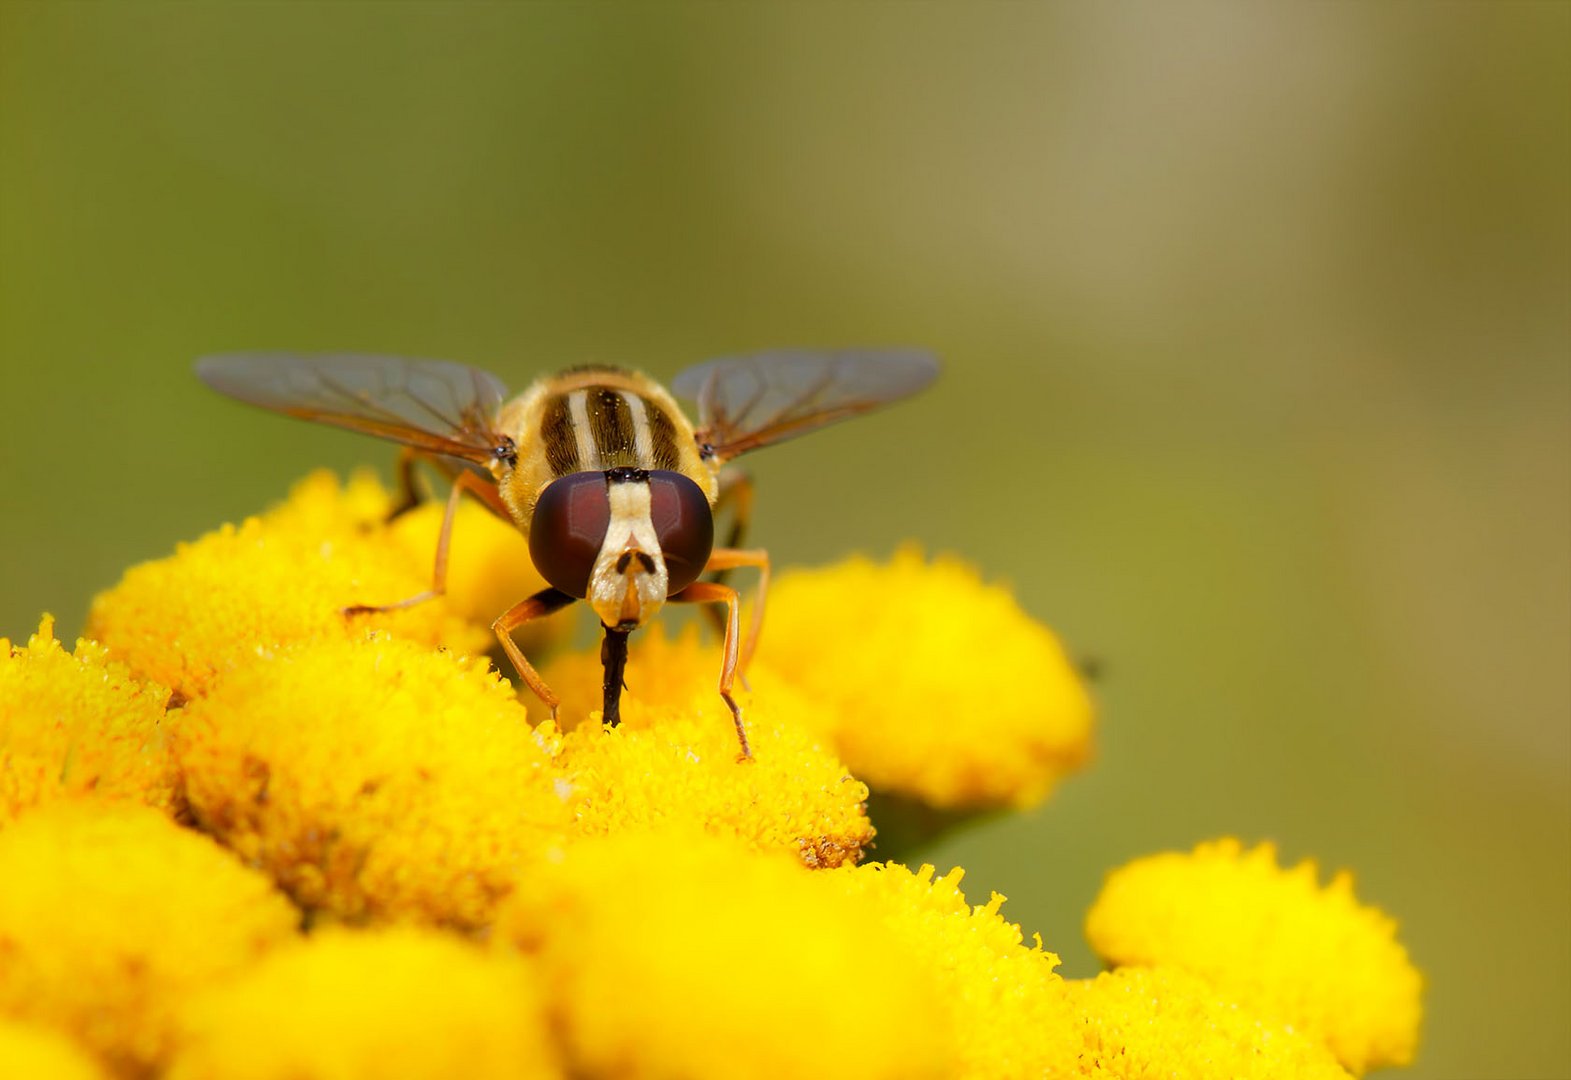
[528,473,612,598]
[647,470,713,593]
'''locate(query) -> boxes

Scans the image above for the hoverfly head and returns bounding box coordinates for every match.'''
[529,468,712,630]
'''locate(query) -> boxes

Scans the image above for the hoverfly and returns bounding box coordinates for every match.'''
[196,350,938,758]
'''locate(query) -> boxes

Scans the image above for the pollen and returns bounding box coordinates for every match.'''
[823,862,1081,1079]
[757,546,1095,810]
[1069,966,1354,1079]
[493,829,954,1079]
[176,633,574,930]
[167,928,558,1080]
[1084,838,1423,1075]
[0,1019,108,1080]
[0,802,299,1076]
[0,615,180,822]
[85,470,490,702]
[538,626,875,867]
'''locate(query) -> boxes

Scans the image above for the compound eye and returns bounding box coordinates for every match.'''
[528,473,611,598]
[647,471,714,593]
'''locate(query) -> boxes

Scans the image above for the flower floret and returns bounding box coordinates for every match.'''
[824,862,1079,1078]
[1084,838,1422,1074]
[1069,966,1353,1079]
[0,616,180,822]
[177,634,573,929]
[494,829,953,1079]
[168,928,557,1080]
[86,470,489,701]
[0,1018,108,1080]
[0,802,299,1075]
[540,627,874,867]
[757,546,1095,809]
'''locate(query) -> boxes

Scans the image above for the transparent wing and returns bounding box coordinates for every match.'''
[669,349,938,461]
[195,353,511,465]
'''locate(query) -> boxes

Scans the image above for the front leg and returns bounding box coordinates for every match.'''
[492,588,577,719]
[667,581,752,761]
[345,469,510,615]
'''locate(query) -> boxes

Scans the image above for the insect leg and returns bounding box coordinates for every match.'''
[388,447,430,520]
[493,588,576,720]
[700,469,754,636]
[392,451,513,522]
[697,468,750,638]
[450,464,514,521]
[343,469,497,614]
[712,467,755,554]
[667,581,752,761]
[701,547,770,674]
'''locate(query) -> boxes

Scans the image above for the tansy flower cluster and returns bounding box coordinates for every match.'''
[0,469,1423,1078]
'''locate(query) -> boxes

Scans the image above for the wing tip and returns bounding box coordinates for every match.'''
[192,352,257,394]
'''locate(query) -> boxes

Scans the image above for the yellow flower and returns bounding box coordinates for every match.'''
[168,927,558,1080]
[177,634,573,930]
[0,1018,108,1080]
[541,627,874,867]
[1084,838,1423,1075]
[494,829,954,1079]
[823,862,1080,1078]
[1069,966,1353,1079]
[3,466,1426,1080]
[0,802,299,1075]
[0,615,180,821]
[758,546,1095,810]
[86,470,490,701]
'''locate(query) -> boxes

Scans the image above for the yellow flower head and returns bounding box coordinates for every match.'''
[494,829,954,1079]
[757,546,1095,809]
[824,862,1080,1079]
[0,1018,108,1080]
[1069,966,1354,1080]
[1084,838,1423,1074]
[0,616,180,821]
[85,471,491,701]
[0,802,299,1075]
[3,465,1428,1080]
[168,927,557,1080]
[177,633,573,930]
[540,626,874,867]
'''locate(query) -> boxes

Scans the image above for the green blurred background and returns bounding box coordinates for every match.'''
[2,4,1565,1076]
